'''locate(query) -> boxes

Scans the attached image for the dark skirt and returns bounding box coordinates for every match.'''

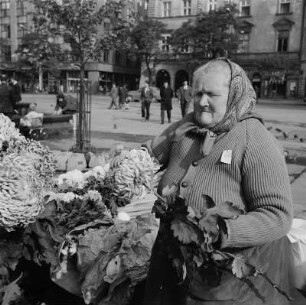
[144,235,294,305]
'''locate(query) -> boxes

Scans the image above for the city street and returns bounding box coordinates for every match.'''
[22,93,306,138]
[22,94,306,156]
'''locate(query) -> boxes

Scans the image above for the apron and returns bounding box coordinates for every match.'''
[144,232,293,305]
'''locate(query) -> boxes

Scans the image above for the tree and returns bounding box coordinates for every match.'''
[129,17,166,85]
[16,31,63,92]
[28,0,129,152]
[171,4,239,65]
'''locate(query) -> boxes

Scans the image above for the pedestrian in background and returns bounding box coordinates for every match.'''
[160,81,173,124]
[140,81,154,121]
[118,84,128,109]
[9,76,22,104]
[108,83,119,109]
[54,92,77,115]
[0,74,15,116]
[177,80,193,118]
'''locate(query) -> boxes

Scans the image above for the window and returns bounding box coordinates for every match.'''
[17,23,27,41]
[277,30,289,52]
[103,50,109,62]
[115,50,121,64]
[0,0,9,18]
[1,0,10,10]
[208,0,217,12]
[161,34,171,52]
[99,72,112,91]
[183,0,191,16]
[17,0,25,16]
[240,0,250,16]
[1,24,10,39]
[1,45,11,61]
[0,9,9,17]
[237,32,250,53]
[181,39,190,53]
[162,1,171,17]
[279,0,291,14]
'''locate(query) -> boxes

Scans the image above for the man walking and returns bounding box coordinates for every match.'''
[118,84,128,109]
[160,81,173,124]
[177,80,193,118]
[140,81,154,121]
[0,75,15,116]
[108,83,119,109]
[9,76,22,104]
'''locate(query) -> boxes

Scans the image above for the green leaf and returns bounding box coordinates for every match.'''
[198,214,219,243]
[211,251,229,261]
[1,277,22,305]
[231,256,256,279]
[202,201,244,219]
[171,219,202,245]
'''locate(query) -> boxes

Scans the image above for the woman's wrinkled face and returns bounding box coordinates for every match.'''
[193,67,230,128]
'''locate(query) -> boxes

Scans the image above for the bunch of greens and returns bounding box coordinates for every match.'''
[45,190,108,232]
[152,194,292,300]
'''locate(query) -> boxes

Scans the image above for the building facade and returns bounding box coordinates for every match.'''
[0,0,145,94]
[148,0,306,99]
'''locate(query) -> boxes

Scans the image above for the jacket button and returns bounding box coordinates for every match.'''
[192,161,198,166]
[181,182,188,187]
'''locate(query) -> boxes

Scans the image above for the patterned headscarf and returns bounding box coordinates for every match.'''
[210,58,257,134]
[173,58,259,155]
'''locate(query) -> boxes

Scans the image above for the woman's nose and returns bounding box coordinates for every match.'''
[199,94,209,107]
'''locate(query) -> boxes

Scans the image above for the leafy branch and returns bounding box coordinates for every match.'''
[152,193,292,301]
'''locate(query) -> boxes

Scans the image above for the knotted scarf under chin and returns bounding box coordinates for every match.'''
[172,120,220,156]
[171,111,263,156]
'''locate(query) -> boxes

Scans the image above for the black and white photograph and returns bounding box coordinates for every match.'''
[0,0,306,304]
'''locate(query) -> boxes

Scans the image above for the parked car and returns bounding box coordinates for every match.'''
[127,87,161,103]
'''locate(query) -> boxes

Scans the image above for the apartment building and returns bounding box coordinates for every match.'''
[0,0,145,93]
[148,0,306,99]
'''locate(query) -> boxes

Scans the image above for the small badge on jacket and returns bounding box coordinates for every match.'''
[221,150,232,164]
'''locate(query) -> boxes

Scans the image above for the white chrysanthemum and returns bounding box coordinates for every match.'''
[0,114,25,151]
[57,169,86,191]
[103,163,110,173]
[83,166,106,181]
[107,148,160,201]
[83,190,102,202]
[7,139,56,189]
[0,154,44,231]
[92,166,106,177]
[62,192,80,203]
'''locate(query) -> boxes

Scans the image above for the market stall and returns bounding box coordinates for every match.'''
[0,113,160,305]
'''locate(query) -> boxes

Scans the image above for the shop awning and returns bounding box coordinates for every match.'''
[56,63,80,71]
[0,62,33,71]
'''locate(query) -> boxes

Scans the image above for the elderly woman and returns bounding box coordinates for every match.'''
[143,58,294,305]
